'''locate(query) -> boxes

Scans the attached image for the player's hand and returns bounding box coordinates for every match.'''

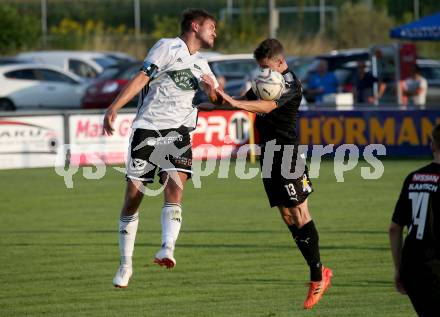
[394,271,406,295]
[103,108,117,136]
[216,88,237,107]
[201,74,216,92]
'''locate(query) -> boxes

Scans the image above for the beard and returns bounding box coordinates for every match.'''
[201,40,214,49]
[197,33,214,49]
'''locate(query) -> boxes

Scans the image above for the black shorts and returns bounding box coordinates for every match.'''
[259,144,313,208]
[126,128,192,183]
[401,261,440,317]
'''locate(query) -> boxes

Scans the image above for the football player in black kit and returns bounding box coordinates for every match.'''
[389,123,440,317]
[207,39,333,310]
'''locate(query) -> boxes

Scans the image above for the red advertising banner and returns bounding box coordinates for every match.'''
[192,110,252,159]
[68,110,253,164]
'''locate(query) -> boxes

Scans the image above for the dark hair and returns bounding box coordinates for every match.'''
[181,9,216,34]
[253,38,284,61]
[433,124,440,149]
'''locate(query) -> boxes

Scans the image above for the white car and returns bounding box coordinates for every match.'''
[0,64,87,111]
[207,53,257,81]
[16,51,117,79]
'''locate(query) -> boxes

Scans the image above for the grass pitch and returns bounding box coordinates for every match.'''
[0,159,424,317]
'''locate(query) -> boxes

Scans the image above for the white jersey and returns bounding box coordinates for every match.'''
[132,37,218,131]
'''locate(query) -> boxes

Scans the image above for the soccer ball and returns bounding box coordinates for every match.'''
[251,68,285,101]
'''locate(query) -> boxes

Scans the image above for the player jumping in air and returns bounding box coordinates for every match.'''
[206,39,333,309]
[389,123,440,317]
[103,9,219,288]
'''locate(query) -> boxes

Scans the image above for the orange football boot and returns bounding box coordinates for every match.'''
[303,266,333,309]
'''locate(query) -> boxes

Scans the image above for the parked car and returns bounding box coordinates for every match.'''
[286,56,315,79]
[193,54,259,105]
[207,54,258,81]
[0,57,33,66]
[417,59,440,105]
[16,51,117,79]
[81,62,141,109]
[0,64,86,111]
[101,51,137,65]
[315,48,370,71]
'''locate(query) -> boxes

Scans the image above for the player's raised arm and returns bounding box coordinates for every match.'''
[103,72,151,136]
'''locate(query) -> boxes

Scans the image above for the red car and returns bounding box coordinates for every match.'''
[81,62,141,109]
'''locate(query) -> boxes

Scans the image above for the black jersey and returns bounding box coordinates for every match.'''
[392,162,440,265]
[246,69,302,145]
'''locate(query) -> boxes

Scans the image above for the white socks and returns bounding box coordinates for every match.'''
[119,212,139,267]
[161,203,182,249]
[118,204,182,267]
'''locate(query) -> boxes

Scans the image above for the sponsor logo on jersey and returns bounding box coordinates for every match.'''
[412,173,440,183]
[409,183,438,192]
[167,69,198,91]
[194,64,202,70]
[176,57,183,63]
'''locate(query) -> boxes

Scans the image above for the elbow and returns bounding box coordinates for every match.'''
[389,222,403,236]
[261,103,277,114]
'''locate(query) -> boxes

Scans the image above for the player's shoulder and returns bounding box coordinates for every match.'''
[192,53,211,71]
[153,37,182,50]
[406,163,440,183]
[194,52,209,63]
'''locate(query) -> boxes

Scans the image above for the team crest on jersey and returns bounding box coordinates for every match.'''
[167,69,198,91]
[301,175,312,193]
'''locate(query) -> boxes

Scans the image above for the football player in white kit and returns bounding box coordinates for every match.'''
[103,9,219,288]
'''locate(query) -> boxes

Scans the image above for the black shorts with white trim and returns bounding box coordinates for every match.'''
[259,144,313,208]
[125,127,192,184]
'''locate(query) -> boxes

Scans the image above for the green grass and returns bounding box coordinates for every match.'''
[0,159,427,317]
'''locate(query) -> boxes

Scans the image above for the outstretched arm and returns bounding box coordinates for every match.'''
[103,72,150,135]
[216,88,277,114]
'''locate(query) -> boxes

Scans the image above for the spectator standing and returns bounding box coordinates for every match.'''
[402,65,428,108]
[354,61,386,104]
[307,59,338,103]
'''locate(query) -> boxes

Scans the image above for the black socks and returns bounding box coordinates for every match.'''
[288,220,322,281]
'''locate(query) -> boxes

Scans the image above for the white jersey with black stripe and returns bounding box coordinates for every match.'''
[132,37,218,131]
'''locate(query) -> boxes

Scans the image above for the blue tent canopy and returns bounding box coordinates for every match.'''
[390,12,440,41]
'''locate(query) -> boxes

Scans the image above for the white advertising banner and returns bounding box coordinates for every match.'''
[69,113,135,165]
[0,116,64,169]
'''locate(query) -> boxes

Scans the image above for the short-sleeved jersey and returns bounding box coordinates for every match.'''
[307,72,338,103]
[392,162,440,265]
[246,69,302,145]
[132,37,218,131]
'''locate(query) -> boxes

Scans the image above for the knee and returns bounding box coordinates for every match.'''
[123,196,142,213]
[164,182,184,202]
[289,206,310,228]
[290,207,303,226]
[123,183,143,213]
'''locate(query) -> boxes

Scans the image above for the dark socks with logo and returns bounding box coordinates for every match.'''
[288,220,322,281]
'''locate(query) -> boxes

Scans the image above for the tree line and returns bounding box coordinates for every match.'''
[1,0,439,58]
